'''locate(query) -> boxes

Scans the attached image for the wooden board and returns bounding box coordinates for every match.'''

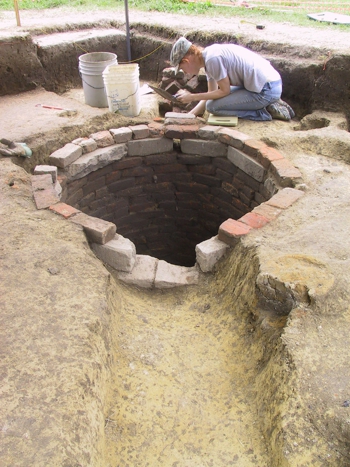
[207,114,238,127]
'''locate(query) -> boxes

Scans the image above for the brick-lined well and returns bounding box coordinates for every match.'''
[31,113,304,288]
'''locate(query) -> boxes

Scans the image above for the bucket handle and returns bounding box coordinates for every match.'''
[106,83,140,101]
[79,71,105,90]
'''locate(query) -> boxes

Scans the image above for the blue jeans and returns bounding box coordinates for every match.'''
[206,79,282,121]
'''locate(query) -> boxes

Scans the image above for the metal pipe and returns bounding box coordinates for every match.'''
[124,0,131,62]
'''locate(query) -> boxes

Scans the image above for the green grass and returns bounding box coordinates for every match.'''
[0,0,349,30]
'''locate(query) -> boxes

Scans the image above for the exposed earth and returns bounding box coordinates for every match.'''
[1,6,350,467]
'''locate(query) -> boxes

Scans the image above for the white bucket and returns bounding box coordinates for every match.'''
[102,64,141,117]
[78,52,117,108]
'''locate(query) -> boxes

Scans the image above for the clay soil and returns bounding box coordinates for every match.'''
[1,6,350,467]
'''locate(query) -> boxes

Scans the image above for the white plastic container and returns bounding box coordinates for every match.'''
[78,52,117,108]
[102,64,141,117]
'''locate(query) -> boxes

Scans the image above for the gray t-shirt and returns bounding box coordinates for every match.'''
[202,44,280,93]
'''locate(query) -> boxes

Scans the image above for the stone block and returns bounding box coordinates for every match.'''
[180,139,227,157]
[49,143,83,169]
[127,137,173,156]
[70,212,116,244]
[218,218,252,246]
[89,130,114,147]
[129,124,150,140]
[266,187,304,209]
[196,235,230,273]
[34,165,58,183]
[66,144,127,180]
[116,255,158,288]
[228,146,266,182]
[49,202,80,219]
[217,128,250,149]
[92,234,136,272]
[155,261,199,288]
[110,127,133,143]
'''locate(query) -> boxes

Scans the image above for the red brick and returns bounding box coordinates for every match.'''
[218,218,252,246]
[266,187,304,209]
[243,139,268,158]
[89,130,114,147]
[49,202,80,218]
[164,124,199,139]
[253,203,282,220]
[148,121,165,137]
[258,146,284,168]
[239,212,269,229]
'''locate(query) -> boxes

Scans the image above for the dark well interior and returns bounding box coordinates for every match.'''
[65,145,269,266]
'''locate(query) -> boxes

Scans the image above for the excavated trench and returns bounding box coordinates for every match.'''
[4,25,350,467]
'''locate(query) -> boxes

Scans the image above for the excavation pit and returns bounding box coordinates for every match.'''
[32,119,303,288]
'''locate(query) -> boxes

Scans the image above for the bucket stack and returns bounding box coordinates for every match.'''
[102,64,141,117]
[78,52,117,108]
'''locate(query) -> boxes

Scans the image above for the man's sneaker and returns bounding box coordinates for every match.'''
[267,101,292,121]
[278,99,295,118]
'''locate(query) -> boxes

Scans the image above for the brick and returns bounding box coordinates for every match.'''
[49,202,80,218]
[258,146,284,168]
[66,144,127,180]
[106,170,122,184]
[270,158,303,187]
[116,255,158,288]
[70,212,116,244]
[213,157,236,175]
[234,170,261,192]
[216,168,233,182]
[193,173,221,187]
[122,166,153,178]
[89,130,114,147]
[266,187,304,209]
[228,146,265,182]
[72,137,97,153]
[49,143,83,169]
[222,181,238,197]
[65,188,83,207]
[129,124,150,140]
[197,125,221,140]
[34,165,57,183]
[211,187,233,204]
[181,139,227,157]
[196,235,229,273]
[108,178,135,193]
[110,127,133,143]
[165,117,199,126]
[239,212,269,229]
[33,188,60,210]
[165,124,199,139]
[145,153,177,165]
[154,261,199,288]
[31,174,53,191]
[92,234,136,272]
[217,128,250,149]
[188,164,216,176]
[177,154,212,165]
[218,218,252,246]
[112,157,142,170]
[82,176,105,195]
[148,122,164,137]
[154,163,186,174]
[127,137,173,156]
[164,112,196,120]
[175,181,209,194]
[243,139,269,158]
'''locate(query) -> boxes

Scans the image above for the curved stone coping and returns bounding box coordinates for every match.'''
[31,114,304,288]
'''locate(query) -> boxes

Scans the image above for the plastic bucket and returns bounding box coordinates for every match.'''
[78,52,117,108]
[102,64,141,117]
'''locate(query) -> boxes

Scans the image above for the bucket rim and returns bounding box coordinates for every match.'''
[79,52,117,64]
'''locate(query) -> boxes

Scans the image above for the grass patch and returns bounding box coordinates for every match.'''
[0,0,349,30]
